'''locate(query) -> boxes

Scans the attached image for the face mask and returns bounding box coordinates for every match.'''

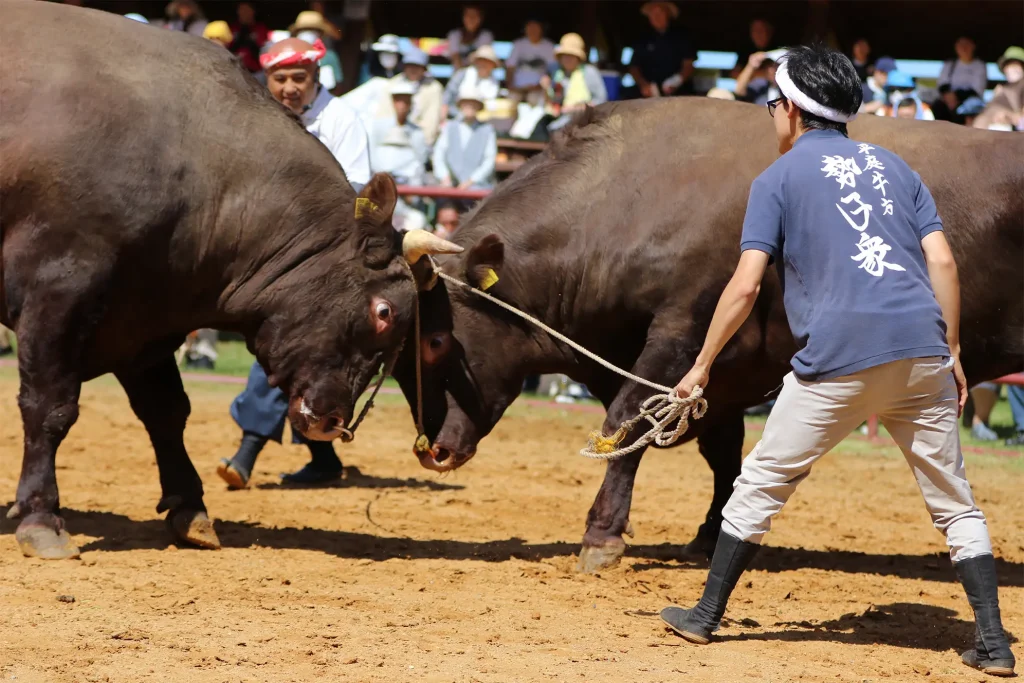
[296,30,321,44]
[379,53,399,70]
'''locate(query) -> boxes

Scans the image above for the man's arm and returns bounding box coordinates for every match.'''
[921,231,967,414]
[431,123,452,186]
[674,250,770,396]
[465,125,496,187]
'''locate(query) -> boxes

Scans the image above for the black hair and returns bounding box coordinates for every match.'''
[436,199,463,214]
[897,98,917,109]
[781,44,863,135]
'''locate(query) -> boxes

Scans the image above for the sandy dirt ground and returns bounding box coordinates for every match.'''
[0,369,1020,683]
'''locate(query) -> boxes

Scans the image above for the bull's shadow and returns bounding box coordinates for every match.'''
[1,509,1020,588]
[251,466,465,492]
[705,602,1018,653]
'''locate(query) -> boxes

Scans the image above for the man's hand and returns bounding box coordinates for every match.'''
[439,176,453,188]
[457,179,475,190]
[952,355,968,417]
[748,52,767,69]
[674,363,709,399]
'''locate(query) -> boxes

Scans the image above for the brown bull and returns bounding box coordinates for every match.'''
[394,97,1024,572]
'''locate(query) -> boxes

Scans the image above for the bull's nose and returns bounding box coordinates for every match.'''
[416,444,476,472]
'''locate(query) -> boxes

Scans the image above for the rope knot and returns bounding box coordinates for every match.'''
[580,386,707,460]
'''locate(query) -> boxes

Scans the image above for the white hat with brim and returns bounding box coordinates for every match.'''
[456,88,485,107]
[641,2,679,19]
[390,80,417,97]
[469,45,500,66]
[372,34,401,53]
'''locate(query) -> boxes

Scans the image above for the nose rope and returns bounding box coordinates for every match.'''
[339,345,402,444]
[426,266,707,461]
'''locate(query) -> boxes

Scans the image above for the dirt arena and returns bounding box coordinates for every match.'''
[0,368,1020,683]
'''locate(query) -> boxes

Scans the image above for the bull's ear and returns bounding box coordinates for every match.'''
[355,174,398,266]
[466,234,504,291]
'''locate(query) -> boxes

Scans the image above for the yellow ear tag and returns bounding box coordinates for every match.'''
[355,198,379,219]
[479,268,500,291]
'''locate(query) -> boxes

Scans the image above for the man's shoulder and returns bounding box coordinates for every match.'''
[320,96,364,131]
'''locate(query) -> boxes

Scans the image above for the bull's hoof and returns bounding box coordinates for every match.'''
[6,501,23,520]
[166,509,221,549]
[15,521,80,560]
[577,538,626,573]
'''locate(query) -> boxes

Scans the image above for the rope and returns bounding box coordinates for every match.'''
[340,346,401,443]
[433,270,707,460]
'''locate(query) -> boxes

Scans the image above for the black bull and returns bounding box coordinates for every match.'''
[394,98,1024,573]
[0,2,458,559]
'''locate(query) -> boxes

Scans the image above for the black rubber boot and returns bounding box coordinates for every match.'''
[661,530,760,644]
[954,554,1016,677]
[280,441,342,484]
[216,432,267,489]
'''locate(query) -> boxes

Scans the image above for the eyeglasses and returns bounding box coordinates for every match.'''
[767,97,784,118]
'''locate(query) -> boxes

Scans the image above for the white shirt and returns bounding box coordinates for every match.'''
[302,87,372,186]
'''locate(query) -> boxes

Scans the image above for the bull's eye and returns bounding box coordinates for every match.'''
[375,302,392,320]
[429,335,444,350]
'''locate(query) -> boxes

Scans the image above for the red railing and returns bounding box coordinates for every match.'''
[396,185,492,200]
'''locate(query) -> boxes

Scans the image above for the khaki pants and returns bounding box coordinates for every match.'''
[722,356,992,562]
[0,324,12,350]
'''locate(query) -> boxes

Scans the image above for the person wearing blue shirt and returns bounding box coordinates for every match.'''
[660,45,1015,678]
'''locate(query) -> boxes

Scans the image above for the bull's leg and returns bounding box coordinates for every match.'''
[577,337,693,573]
[689,410,745,558]
[116,357,220,549]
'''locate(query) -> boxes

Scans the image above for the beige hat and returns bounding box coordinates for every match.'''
[202,20,232,44]
[456,86,485,107]
[554,33,587,61]
[641,1,679,19]
[469,45,500,66]
[289,11,340,40]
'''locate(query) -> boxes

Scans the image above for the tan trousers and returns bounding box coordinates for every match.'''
[0,323,12,350]
[722,356,992,562]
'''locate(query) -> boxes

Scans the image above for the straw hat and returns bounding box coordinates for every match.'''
[641,2,679,19]
[289,11,340,40]
[554,33,587,61]
[469,45,500,67]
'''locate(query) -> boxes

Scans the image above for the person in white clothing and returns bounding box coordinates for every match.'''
[216,37,373,491]
[937,36,988,99]
[260,37,371,188]
[432,88,497,189]
[443,45,501,118]
[506,19,556,91]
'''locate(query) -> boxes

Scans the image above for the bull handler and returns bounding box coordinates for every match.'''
[660,45,1015,676]
[217,37,372,489]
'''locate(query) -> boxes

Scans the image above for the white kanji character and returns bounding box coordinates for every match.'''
[863,154,885,171]
[857,143,875,154]
[871,171,888,197]
[821,155,862,189]
[881,198,894,216]
[836,192,873,231]
[851,233,906,277]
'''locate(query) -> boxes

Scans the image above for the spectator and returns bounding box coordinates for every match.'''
[183,330,218,369]
[218,37,372,490]
[370,80,429,186]
[443,45,501,117]
[882,72,934,120]
[0,324,13,358]
[547,33,608,114]
[229,2,268,74]
[734,49,785,105]
[956,96,986,126]
[937,36,988,99]
[396,47,445,146]
[447,4,494,70]
[202,20,233,47]
[968,384,1001,441]
[433,88,497,190]
[509,83,555,141]
[850,38,872,82]
[1007,386,1024,446]
[506,19,556,91]
[973,81,1023,130]
[732,19,776,78]
[371,34,403,79]
[163,0,207,37]
[434,200,462,241]
[290,10,343,93]
[307,1,343,51]
[630,1,697,97]
[995,46,1024,94]
[860,55,895,113]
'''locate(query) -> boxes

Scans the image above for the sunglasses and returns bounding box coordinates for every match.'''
[767,97,784,118]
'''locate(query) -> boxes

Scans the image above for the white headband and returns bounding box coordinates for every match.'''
[775,60,858,123]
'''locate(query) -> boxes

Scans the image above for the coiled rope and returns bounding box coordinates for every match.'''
[432,270,707,461]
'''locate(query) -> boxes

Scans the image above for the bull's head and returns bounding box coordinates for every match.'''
[393,232,536,471]
[250,173,462,440]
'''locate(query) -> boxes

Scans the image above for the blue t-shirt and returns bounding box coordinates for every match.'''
[741,129,949,380]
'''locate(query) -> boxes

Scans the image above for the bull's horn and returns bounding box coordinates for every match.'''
[402,229,463,265]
